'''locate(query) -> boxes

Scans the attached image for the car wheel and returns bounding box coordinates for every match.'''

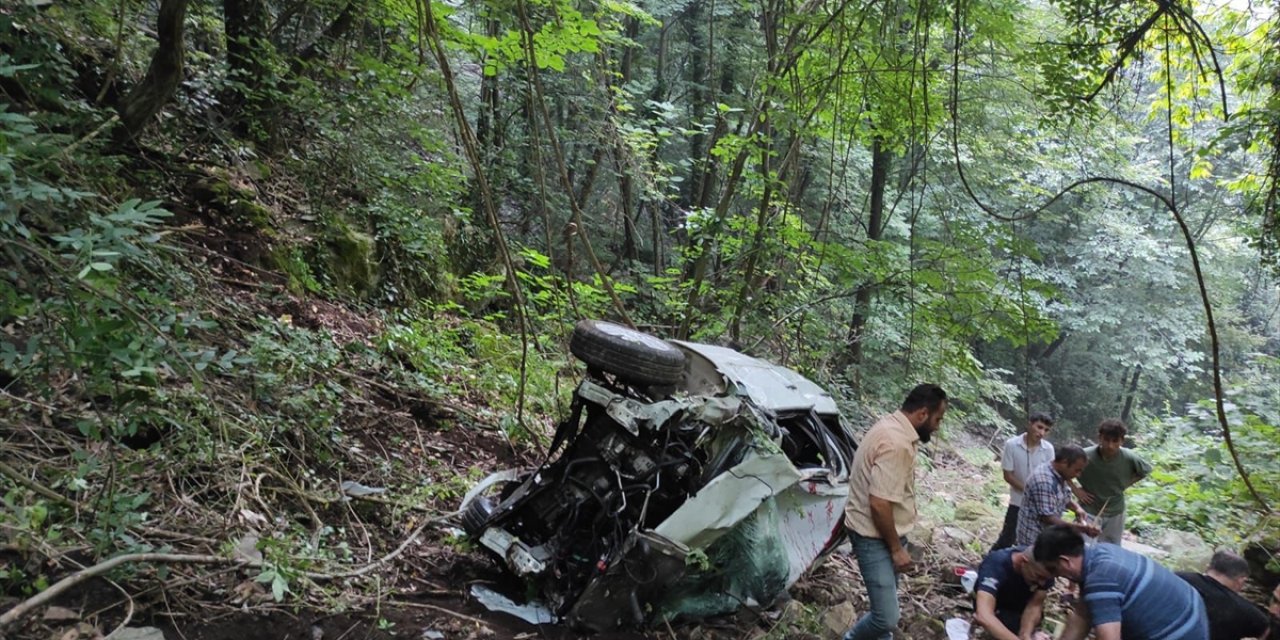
[461,495,494,538]
[569,320,686,386]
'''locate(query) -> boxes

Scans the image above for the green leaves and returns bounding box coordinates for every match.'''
[459,1,608,76]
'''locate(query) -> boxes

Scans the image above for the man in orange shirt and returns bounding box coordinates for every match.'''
[841,383,948,640]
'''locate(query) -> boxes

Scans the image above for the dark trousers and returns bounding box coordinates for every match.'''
[990,504,1019,553]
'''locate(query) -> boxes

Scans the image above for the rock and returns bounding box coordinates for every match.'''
[955,500,998,521]
[1121,539,1168,559]
[1155,530,1213,571]
[774,598,806,627]
[1244,539,1280,586]
[42,606,79,621]
[111,627,167,640]
[325,225,377,296]
[939,526,975,544]
[822,602,856,640]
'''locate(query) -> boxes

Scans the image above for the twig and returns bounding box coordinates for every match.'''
[0,459,75,507]
[100,578,136,640]
[0,553,237,631]
[299,509,459,580]
[380,600,491,628]
[31,115,121,171]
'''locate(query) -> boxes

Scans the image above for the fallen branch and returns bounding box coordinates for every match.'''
[300,508,459,581]
[0,553,237,631]
[380,600,490,628]
[0,459,75,507]
[100,577,136,640]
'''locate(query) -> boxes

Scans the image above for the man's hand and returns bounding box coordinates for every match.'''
[1070,503,1087,521]
[1029,632,1053,640]
[1076,523,1101,538]
[1072,485,1096,505]
[891,546,913,572]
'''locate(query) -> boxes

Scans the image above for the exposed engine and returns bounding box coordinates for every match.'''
[464,374,722,613]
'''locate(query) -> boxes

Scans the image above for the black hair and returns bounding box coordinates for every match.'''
[1208,550,1251,579]
[1028,411,1054,426]
[1098,418,1127,439]
[1033,524,1085,564]
[1054,444,1086,464]
[901,383,947,413]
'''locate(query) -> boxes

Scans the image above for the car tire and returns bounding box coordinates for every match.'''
[569,320,686,386]
[461,495,494,538]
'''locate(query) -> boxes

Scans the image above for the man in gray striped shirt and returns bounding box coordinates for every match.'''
[1034,525,1209,640]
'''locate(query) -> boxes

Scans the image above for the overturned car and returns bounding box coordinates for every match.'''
[459,320,857,630]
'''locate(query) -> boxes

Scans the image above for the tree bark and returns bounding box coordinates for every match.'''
[224,0,274,137]
[117,0,190,140]
[844,137,891,366]
[225,0,271,86]
[1120,366,1141,423]
[475,12,501,156]
[290,1,359,74]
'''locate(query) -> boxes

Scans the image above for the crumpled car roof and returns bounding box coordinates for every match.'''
[673,341,839,416]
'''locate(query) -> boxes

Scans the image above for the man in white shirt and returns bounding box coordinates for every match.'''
[991,411,1056,552]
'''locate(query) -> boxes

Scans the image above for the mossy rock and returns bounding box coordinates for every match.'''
[189,175,273,230]
[325,227,377,296]
[955,500,999,521]
[269,244,321,294]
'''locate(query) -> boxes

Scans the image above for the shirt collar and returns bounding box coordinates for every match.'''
[890,410,920,444]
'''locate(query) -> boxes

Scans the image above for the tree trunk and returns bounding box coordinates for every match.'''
[475,13,501,156]
[845,137,891,366]
[615,17,641,263]
[224,0,274,137]
[118,0,190,140]
[290,1,358,74]
[681,0,709,210]
[1120,366,1142,423]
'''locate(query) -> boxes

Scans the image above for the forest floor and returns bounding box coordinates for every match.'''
[9,396,1048,640]
[2,219,1070,640]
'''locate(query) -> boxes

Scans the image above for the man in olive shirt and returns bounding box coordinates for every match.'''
[842,383,948,640]
[1073,418,1151,544]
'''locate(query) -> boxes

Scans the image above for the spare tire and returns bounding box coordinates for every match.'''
[569,320,686,386]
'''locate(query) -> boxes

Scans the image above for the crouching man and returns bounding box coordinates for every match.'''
[1177,551,1272,640]
[973,545,1055,640]
[1033,524,1208,640]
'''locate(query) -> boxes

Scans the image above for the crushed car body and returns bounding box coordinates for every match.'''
[459,320,857,631]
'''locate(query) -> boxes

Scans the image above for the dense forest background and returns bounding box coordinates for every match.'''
[2,0,1280,634]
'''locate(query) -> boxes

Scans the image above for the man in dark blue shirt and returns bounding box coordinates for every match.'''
[1034,525,1208,640]
[973,546,1055,640]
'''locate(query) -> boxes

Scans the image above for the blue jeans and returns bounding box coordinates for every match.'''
[844,532,903,640]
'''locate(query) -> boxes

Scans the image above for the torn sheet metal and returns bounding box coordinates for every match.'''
[458,468,525,513]
[577,379,692,435]
[658,498,792,620]
[339,480,387,499]
[470,585,557,625]
[673,341,839,415]
[653,452,803,549]
[774,470,849,586]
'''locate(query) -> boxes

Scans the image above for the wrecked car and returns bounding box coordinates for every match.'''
[459,320,857,631]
